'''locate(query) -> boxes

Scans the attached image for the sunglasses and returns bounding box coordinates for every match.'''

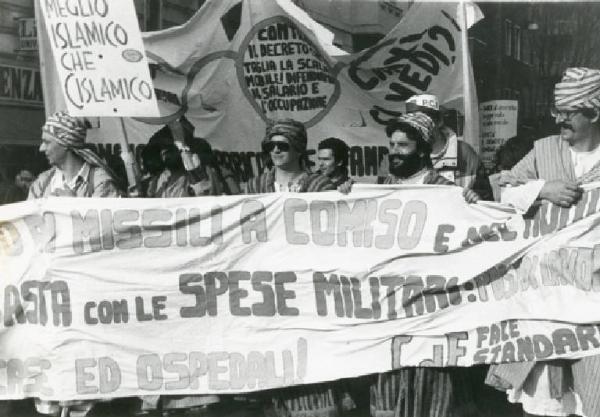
[550,107,580,121]
[264,141,290,152]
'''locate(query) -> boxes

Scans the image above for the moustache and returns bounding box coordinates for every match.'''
[558,122,573,130]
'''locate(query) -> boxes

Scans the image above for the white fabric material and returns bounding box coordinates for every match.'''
[569,145,600,178]
[507,363,585,417]
[500,180,545,213]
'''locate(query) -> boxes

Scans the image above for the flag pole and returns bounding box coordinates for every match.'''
[118,118,143,196]
[460,1,478,152]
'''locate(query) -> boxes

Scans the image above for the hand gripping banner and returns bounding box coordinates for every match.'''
[0,184,599,400]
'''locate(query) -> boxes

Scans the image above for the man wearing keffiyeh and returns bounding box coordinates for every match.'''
[28,111,121,199]
[490,68,600,417]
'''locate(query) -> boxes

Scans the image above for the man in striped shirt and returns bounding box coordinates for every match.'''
[28,111,121,200]
[490,67,600,417]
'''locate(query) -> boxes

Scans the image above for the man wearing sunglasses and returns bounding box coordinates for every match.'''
[243,119,359,417]
[244,118,335,193]
[489,67,600,417]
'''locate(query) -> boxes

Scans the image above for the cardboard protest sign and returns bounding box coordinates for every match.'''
[1,185,600,400]
[479,100,519,169]
[38,0,158,117]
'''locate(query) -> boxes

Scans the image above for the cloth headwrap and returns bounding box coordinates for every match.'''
[262,118,307,153]
[395,112,435,144]
[42,111,107,168]
[554,67,600,110]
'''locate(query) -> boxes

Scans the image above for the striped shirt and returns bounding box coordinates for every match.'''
[244,168,335,194]
[490,134,600,417]
[243,168,339,417]
[502,134,600,183]
[27,165,121,199]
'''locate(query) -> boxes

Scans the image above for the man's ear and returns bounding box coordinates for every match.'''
[591,109,600,124]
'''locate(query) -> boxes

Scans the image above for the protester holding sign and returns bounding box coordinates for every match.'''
[241,119,355,417]
[489,67,600,417]
[144,125,190,198]
[23,110,121,417]
[244,119,335,193]
[381,111,480,204]
[373,111,478,417]
[28,111,122,199]
[183,137,240,196]
[144,120,239,198]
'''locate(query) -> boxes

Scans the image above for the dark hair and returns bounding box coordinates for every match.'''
[148,118,195,148]
[385,120,432,157]
[141,143,164,176]
[187,137,215,167]
[148,125,174,148]
[318,137,349,169]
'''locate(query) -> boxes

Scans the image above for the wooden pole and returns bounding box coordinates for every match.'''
[118,118,143,196]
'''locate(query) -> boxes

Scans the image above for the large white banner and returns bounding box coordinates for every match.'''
[0,185,599,400]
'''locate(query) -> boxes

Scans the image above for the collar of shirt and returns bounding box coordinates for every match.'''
[568,145,600,178]
[50,162,90,193]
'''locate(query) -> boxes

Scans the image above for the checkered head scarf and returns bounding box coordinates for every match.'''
[262,118,308,153]
[42,111,107,168]
[554,67,600,110]
[393,112,435,144]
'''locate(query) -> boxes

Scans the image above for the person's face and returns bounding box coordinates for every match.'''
[39,133,68,167]
[266,135,299,170]
[317,149,338,176]
[17,171,34,190]
[389,130,418,166]
[553,108,598,145]
[388,130,425,177]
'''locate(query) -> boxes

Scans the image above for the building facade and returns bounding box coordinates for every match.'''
[0,0,46,180]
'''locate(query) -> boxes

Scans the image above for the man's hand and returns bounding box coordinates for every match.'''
[539,180,582,207]
[337,179,353,194]
[496,171,527,187]
[462,188,480,204]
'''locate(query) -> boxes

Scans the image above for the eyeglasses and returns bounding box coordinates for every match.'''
[550,107,580,121]
[264,141,290,152]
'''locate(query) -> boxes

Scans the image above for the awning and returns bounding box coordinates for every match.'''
[0,105,45,145]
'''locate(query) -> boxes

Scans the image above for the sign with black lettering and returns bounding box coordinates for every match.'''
[479,100,518,169]
[17,17,38,51]
[39,0,158,116]
[0,64,44,107]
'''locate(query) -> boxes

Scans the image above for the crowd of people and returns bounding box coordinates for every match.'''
[3,66,600,417]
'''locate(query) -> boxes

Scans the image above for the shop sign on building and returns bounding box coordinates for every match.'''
[0,64,44,107]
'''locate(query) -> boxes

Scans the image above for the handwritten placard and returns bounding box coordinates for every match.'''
[479,100,518,169]
[39,0,159,117]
